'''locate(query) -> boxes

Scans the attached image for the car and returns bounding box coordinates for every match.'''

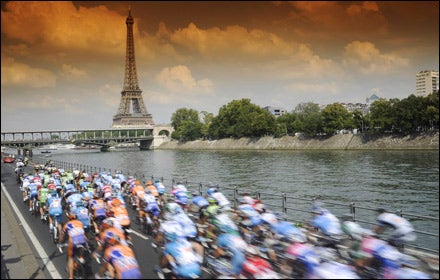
[3,156,15,163]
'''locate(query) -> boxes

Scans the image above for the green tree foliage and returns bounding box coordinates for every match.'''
[421,91,439,131]
[208,99,275,139]
[171,108,202,141]
[200,111,214,139]
[292,102,322,137]
[321,103,354,134]
[352,110,369,132]
[393,95,423,133]
[169,91,439,141]
[275,112,296,137]
[367,92,439,133]
[369,98,395,133]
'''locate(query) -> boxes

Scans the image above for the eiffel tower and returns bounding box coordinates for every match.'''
[112,8,154,128]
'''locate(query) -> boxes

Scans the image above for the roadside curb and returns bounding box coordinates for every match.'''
[1,184,48,279]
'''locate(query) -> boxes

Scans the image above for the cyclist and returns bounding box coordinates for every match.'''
[373,207,416,250]
[171,183,189,210]
[21,174,31,202]
[154,214,202,279]
[28,178,39,212]
[139,189,161,232]
[58,212,89,279]
[96,233,142,279]
[74,202,92,236]
[310,202,343,236]
[146,180,159,197]
[109,199,133,245]
[66,189,83,213]
[46,190,63,234]
[210,219,247,278]
[38,184,50,220]
[153,179,166,206]
[89,193,107,234]
[206,186,231,211]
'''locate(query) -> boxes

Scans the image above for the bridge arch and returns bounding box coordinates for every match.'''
[153,125,174,137]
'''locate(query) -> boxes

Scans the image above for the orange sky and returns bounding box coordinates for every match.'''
[1,1,438,131]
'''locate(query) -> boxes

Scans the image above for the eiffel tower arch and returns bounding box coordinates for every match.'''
[112,8,154,128]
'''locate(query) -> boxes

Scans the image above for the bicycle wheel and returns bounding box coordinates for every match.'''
[73,261,85,279]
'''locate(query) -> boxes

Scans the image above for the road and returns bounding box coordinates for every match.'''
[1,161,160,279]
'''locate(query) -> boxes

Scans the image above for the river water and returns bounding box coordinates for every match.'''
[28,148,439,252]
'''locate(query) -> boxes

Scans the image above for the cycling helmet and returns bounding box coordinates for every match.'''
[206,187,217,196]
[165,202,183,215]
[102,217,115,229]
[239,196,254,205]
[207,197,217,204]
[105,231,121,246]
[311,204,323,214]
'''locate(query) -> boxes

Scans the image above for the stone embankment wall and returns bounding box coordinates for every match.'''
[157,132,439,150]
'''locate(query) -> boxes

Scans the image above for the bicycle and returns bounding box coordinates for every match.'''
[31,197,39,216]
[58,243,91,279]
[49,214,61,244]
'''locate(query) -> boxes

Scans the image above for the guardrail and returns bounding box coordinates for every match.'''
[41,159,440,255]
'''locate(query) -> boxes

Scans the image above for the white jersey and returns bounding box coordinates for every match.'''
[376,212,416,241]
[159,220,184,238]
[211,192,231,210]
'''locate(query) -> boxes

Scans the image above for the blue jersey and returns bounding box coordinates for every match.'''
[67,193,83,211]
[173,212,197,238]
[164,238,202,278]
[47,196,63,216]
[28,183,39,196]
[311,209,343,236]
[174,190,188,205]
[74,206,90,228]
[216,233,246,275]
[271,221,306,242]
[191,196,209,209]
[154,182,166,195]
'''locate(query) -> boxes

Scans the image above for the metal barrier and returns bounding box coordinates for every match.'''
[46,159,439,255]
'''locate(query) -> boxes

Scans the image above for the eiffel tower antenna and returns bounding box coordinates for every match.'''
[112,8,154,128]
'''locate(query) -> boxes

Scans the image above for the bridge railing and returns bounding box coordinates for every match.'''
[44,158,440,255]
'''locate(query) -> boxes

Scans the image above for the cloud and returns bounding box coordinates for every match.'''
[169,23,293,60]
[1,56,57,88]
[285,82,340,96]
[61,64,87,80]
[155,65,213,96]
[284,1,388,40]
[1,2,126,57]
[342,41,409,75]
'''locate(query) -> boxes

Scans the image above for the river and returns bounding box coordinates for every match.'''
[25,148,439,252]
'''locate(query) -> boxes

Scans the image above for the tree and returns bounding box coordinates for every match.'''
[199,111,214,139]
[321,103,354,134]
[369,98,395,133]
[352,110,368,132]
[208,98,275,139]
[170,108,203,141]
[275,112,297,137]
[292,102,322,136]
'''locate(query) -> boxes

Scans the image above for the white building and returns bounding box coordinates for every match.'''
[264,106,287,117]
[416,70,439,96]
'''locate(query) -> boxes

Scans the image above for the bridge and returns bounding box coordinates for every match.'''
[0,126,173,152]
